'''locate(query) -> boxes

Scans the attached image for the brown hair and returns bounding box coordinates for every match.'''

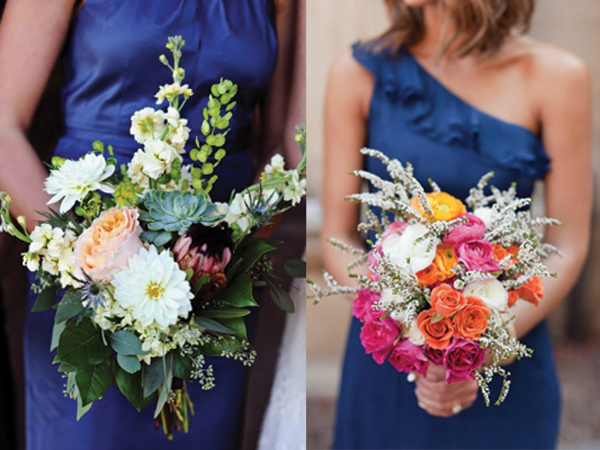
[377,0,535,57]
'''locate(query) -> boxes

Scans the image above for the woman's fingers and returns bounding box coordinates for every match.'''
[414,380,478,418]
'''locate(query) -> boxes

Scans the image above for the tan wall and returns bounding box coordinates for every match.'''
[307,0,600,397]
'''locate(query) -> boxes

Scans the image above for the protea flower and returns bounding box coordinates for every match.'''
[173,222,234,304]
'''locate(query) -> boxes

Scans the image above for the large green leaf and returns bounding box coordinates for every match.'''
[115,365,152,412]
[55,289,84,323]
[268,283,295,313]
[31,286,56,312]
[50,321,67,352]
[57,318,112,367]
[116,353,141,374]
[283,259,307,278]
[227,237,277,279]
[142,357,169,398]
[197,308,251,319]
[217,275,257,308]
[153,361,173,418]
[219,317,248,340]
[108,330,147,356]
[173,352,193,380]
[194,316,235,335]
[75,360,112,406]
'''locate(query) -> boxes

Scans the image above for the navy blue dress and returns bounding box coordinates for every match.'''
[332,44,560,450]
[24,2,276,449]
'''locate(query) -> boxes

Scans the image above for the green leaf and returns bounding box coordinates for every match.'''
[75,360,112,406]
[201,120,210,136]
[198,308,251,319]
[217,275,258,308]
[219,317,248,340]
[194,316,235,335]
[268,284,295,313]
[431,312,445,324]
[55,289,84,323]
[76,394,93,420]
[143,357,166,398]
[202,163,214,175]
[57,318,112,367]
[190,148,199,161]
[226,101,237,111]
[115,365,152,412]
[214,149,226,161]
[31,286,56,312]
[193,273,211,295]
[50,321,67,352]
[108,330,147,356]
[227,237,277,279]
[283,259,307,278]
[153,357,173,418]
[173,352,192,379]
[116,353,142,374]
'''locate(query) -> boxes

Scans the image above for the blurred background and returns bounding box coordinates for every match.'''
[306,0,600,448]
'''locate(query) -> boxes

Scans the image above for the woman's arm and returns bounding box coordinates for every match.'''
[321,53,374,286]
[511,51,592,338]
[0,0,75,227]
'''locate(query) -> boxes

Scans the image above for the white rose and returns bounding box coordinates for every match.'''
[382,223,438,275]
[405,320,426,346]
[463,279,509,311]
[473,207,497,229]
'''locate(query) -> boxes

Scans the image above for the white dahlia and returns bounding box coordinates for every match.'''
[112,246,193,330]
[45,153,115,213]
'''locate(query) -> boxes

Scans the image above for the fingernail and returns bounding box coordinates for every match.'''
[418,402,425,410]
[407,373,416,383]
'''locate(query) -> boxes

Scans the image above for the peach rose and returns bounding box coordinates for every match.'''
[434,243,458,280]
[417,309,454,350]
[453,296,490,340]
[430,284,466,318]
[74,206,144,281]
[416,263,442,287]
[410,192,466,222]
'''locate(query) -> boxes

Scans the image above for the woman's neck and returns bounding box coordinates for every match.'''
[411,2,458,60]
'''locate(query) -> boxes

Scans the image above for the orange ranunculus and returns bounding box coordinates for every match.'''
[417,309,454,350]
[74,207,144,281]
[517,277,544,307]
[453,295,490,340]
[430,284,467,317]
[508,290,520,307]
[416,264,442,287]
[434,243,458,280]
[410,192,466,222]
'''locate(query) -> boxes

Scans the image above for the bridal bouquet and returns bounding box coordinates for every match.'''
[0,36,306,438]
[309,148,559,405]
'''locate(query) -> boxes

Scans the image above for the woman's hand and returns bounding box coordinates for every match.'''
[414,364,478,418]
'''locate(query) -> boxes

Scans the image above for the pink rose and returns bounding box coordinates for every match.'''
[444,214,486,244]
[382,221,408,241]
[74,207,144,281]
[455,240,500,273]
[352,289,381,321]
[443,337,486,384]
[423,345,445,365]
[388,338,430,377]
[360,312,401,364]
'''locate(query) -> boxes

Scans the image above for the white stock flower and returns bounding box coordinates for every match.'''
[112,246,193,330]
[473,207,497,228]
[463,279,509,311]
[382,223,438,275]
[264,154,286,177]
[155,83,193,105]
[282,172,306,206]
[130,107,166,144]
[224,193,252,231]
[45,153,115,214]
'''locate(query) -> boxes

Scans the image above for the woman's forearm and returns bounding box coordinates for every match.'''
[0,129,50,228]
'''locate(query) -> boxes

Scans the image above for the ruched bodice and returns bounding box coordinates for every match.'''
[25,3,276,450]
[333,43,560,450]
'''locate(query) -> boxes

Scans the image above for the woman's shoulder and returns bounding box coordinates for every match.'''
[328,50,376,118]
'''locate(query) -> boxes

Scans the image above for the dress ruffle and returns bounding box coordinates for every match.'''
[352,42,551,180]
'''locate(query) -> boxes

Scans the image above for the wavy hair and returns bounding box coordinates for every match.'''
[377,0,535,57]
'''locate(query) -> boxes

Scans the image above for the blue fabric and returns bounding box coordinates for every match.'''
[24,2,276,450]
[332,43,560,450]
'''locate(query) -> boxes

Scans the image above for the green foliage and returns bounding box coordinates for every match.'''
[57,317,112,367]
[115,365,152,411]
[216,274,257,308]
[108,330,147,356]
[140,190,220,235]
[75,361,112,406]
[31,285,57,312]
[55,289,84,323]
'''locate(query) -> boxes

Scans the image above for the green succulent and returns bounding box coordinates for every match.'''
[140,191,221,235]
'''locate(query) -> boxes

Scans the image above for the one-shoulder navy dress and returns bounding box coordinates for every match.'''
[24,2,276,450]
[332,44,560,450]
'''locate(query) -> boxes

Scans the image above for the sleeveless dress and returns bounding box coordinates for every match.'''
[24,2,276,450]
[332,44,560,450]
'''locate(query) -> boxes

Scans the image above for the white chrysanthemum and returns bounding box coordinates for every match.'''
[130,107,166,144]
[45,153,115,213]
[382,223,438,275]
[463,279,509,311]
[112,246,193,330]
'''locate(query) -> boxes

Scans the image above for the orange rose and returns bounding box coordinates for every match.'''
[410,192,466,222]
[434,243,458,280]
[453,295,490,340]
[417,309,454,350]
[508,290,519,307]
[492,244,511,263]
[74,207,144,281]
[430,284,467,317]
[517,277,544,307]
[416,264,442,287]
